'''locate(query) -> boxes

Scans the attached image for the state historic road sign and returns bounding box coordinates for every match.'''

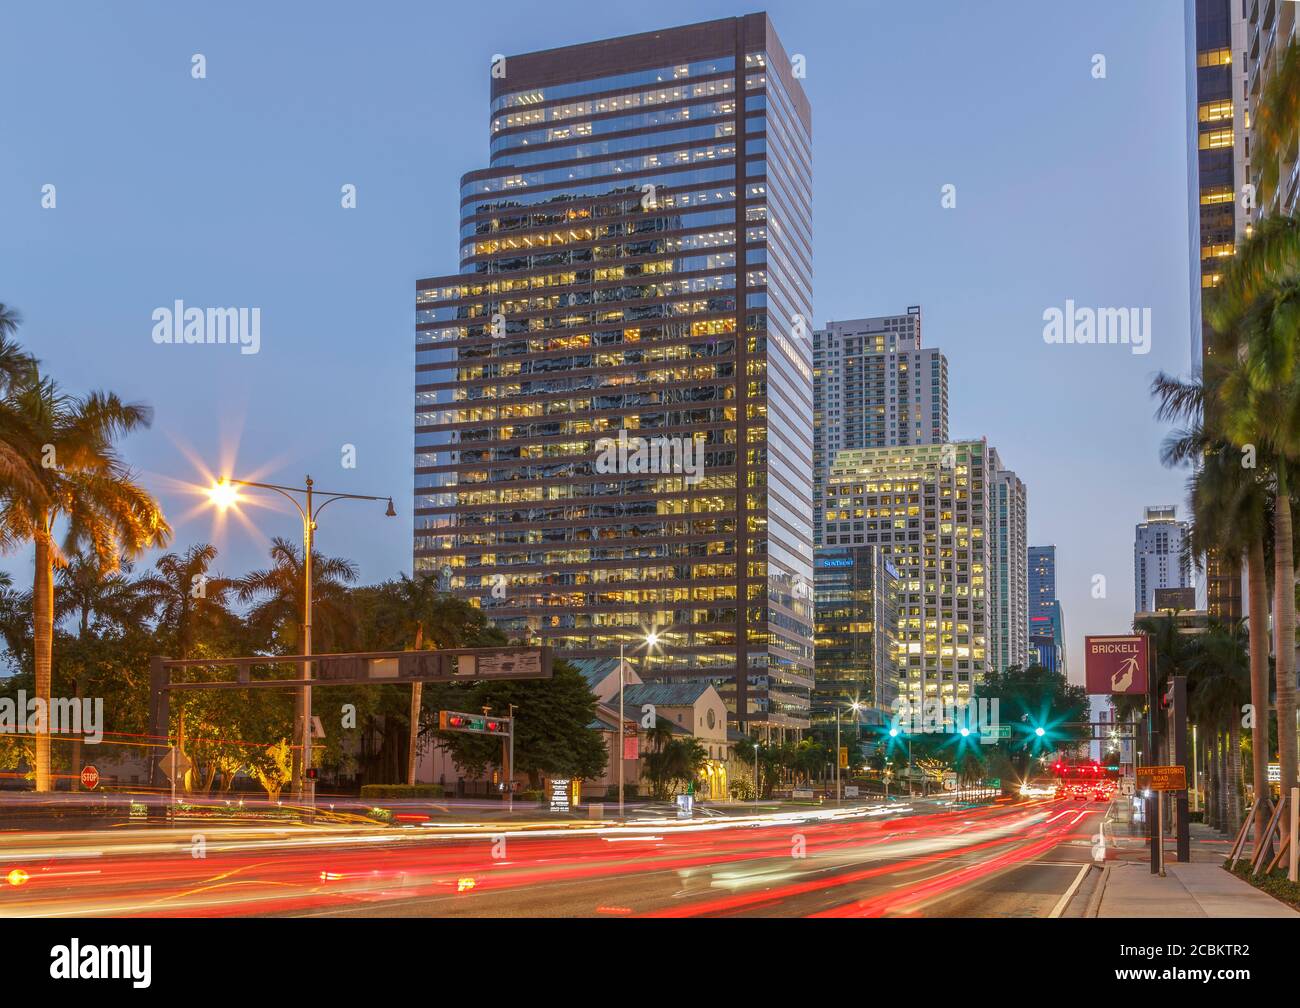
[1136,765,1187,792]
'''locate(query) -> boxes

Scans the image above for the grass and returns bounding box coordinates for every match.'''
[1225,858,1300,910]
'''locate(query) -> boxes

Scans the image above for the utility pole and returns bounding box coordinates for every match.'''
[406,680,422,785]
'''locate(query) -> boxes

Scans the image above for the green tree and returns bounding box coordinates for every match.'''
[432,660,606,791]
[1187,621,1251,832]
[234,536,359,654]
[1152,366,1275,844]
[136,543,237,659]
[0,363,170,791]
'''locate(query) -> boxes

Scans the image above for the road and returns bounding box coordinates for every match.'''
[0,795,1117,918]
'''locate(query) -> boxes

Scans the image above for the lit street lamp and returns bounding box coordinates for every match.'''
[617,629,660,820]
[836,700,862,805]
[208,475,395,803]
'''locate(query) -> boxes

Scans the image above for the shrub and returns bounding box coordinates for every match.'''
[359,784,445,799]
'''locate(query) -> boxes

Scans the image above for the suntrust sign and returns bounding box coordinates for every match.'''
[1084,634,1149,695]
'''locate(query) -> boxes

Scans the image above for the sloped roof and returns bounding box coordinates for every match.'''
[589,702,691,735]
[570,657,622,691]
[623,682,712,707]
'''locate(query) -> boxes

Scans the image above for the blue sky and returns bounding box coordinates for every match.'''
[0,0,1192,679]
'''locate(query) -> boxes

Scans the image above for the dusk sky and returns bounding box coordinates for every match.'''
[0,0,1192,680]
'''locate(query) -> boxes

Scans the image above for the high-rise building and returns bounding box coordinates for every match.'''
[1243,0,1298,220]
[1028,545,1066,674]
[813,545,899,727]
[992,470,1029,674]
[1184,0,1249,621]
[811,309,948,545]
[823,439,1021,711]
[413,14,814,734]
[1134,506,1193,613]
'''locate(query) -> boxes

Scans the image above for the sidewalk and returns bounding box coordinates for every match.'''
[1093,860,1298,917]
[1088,798,1298,918]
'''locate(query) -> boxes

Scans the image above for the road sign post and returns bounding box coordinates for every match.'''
[1137,764,1187,878]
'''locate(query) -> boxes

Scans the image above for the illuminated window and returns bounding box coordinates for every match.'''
[1197,48,1231,67]
[1198,128,1233,150]
[1198,100,1232,123]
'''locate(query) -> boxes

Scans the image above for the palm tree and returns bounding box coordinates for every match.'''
[1210,272,1300,795]
[0,308,45,517]
[0,374,170,791]
[135,543,234,659]
[1187,622,1252,833]
[234,536,359,653]
[54,551,152,789]
[1152,369,1275,845]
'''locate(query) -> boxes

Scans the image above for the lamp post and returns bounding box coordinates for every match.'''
[208,475,395,804]
[889,725,914,796]
[835,701,863,805]
[617,629,660,820]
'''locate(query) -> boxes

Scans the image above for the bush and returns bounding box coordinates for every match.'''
[359,784,445,799]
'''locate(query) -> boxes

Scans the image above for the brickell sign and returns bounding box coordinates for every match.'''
[1084,635,1148,695]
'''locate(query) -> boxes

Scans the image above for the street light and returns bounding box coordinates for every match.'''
[617,628,662,820]
[836,700,862,805]
[889,724,915,795]
[208,475,395,804]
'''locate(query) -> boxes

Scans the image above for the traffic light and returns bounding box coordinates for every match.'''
[439,710,511,736]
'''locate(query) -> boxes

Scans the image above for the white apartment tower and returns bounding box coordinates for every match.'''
[823,439,1022,712]
[1134,505,1193,612]
[812,308,948,545]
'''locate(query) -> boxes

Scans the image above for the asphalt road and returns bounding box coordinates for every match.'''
[0,794,1116,917]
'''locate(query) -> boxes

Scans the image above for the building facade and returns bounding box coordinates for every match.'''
[1028,544,1066,674]
[811,309,948,545]
[1184,0,1249,621]
[413,14,814,733]
[822,439,1019,712]
[1134,506,1193,613]
[812,545,899,726]
[1244,0,1298,220]
[992,469,1029,674]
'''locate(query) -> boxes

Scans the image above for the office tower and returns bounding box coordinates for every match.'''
[413,14,814,734]
[1134,506,1193,612]
[813,545,899,726]
[811,309,948,545]
[1185,0,1249,620]
[991,469,1028,674]
[823,439,1021,711]
[1028,545,1066,675]
[1185,0,1250,347]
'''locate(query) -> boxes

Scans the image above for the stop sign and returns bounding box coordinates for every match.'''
[80,765,99,790]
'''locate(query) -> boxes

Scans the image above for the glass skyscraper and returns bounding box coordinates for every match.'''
[414,14,813,733]
[813,546,899,727]
[1028,545,1065,674]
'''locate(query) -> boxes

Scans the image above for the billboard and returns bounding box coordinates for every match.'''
[1084,634,1148,695]
[1153,587,1196,612]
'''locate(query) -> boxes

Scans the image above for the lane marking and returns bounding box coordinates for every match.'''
[1048,862,1092,918]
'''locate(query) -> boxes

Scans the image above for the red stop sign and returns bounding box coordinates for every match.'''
[80,765,99,790]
